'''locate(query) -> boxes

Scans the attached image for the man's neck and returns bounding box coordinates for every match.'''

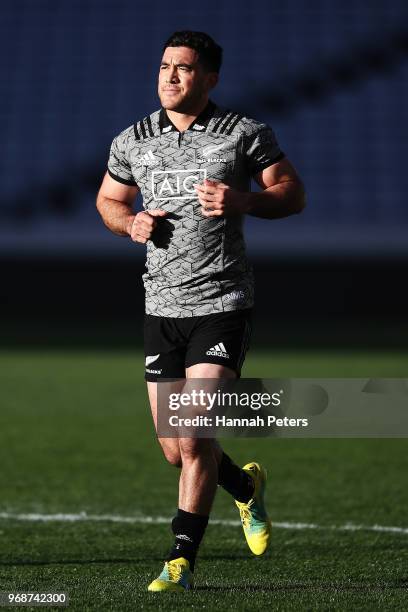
[165,98,209,133]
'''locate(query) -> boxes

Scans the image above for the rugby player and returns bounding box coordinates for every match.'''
[96,30,305,592]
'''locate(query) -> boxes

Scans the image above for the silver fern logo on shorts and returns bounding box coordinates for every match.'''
[145,354,160,366]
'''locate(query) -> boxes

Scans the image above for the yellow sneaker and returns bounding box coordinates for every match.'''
[147,557,193,592]
[235,462,271,556]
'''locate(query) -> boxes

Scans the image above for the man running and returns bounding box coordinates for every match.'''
[96,30,305,592]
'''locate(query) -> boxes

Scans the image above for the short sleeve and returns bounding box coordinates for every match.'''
[107,135,137,186]
[245,125,285,176]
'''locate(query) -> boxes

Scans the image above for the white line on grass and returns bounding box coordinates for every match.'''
[0,512,407,535]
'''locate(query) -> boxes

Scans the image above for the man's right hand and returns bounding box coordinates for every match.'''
[126,210,168,244]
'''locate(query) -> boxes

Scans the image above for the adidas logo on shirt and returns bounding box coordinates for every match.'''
[136,150,157,166]
[206,342,229,358]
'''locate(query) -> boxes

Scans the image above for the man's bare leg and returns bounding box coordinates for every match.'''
[147,366,255,573]
[146,377,223,474]
[157,364,235,571]
[147,380,183,467]
[177,363,235,514]
[147,367,252,508]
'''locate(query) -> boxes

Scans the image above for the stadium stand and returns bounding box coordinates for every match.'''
[0,0,407,255]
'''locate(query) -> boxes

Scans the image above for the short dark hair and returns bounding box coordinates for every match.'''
[163,30,223,73]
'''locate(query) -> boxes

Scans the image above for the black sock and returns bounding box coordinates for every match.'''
[166,509,209,572]
[217,452,255,503]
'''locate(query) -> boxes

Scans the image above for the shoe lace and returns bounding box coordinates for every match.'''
[239,499,254,529]
[167,561,183,582]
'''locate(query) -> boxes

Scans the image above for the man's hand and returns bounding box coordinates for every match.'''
[127,209,168,244]
[194,179,250,217]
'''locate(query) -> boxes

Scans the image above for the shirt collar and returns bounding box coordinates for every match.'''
[159,99,216,134]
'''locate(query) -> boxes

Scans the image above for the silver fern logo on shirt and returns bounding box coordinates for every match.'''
[198,142,227,162]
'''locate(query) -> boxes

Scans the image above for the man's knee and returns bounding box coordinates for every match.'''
[178,438,214,461]
[158,439,182,467]
[165,450,182,468]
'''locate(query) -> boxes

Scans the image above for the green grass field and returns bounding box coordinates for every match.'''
[1,349,407,610]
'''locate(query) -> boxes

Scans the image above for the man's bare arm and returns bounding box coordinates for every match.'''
[247,158,306,219]
[96,172,168,243]
[194,158,305,219]
[96,172,139,236]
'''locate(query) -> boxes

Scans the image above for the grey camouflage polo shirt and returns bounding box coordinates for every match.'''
[107,100,284,317]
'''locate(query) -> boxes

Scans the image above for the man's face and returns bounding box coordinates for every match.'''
[158,46,217,112]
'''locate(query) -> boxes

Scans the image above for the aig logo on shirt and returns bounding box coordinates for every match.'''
[152,169,207,200]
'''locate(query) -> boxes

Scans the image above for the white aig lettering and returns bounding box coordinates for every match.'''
[152,169,207,200]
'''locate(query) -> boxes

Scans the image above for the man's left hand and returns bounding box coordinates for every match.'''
[194,179,250,217]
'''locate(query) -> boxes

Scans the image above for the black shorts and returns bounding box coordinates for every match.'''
[144,308,252,382]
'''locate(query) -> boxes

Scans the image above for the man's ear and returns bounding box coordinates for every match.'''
[207,72,219,90]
